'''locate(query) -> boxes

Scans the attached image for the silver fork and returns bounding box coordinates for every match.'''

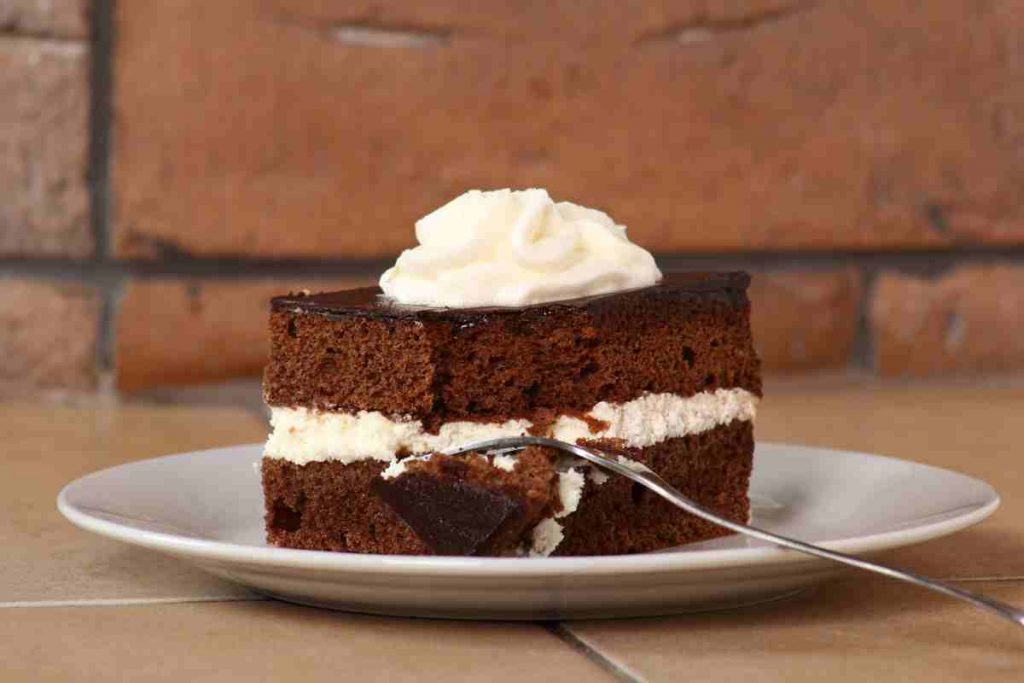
[443,435,1024,628]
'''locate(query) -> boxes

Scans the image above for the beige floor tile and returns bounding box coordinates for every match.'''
[565,578,1024,683]
[0,601,611,682]
[0,403,266,602]
[757,385,1024,578]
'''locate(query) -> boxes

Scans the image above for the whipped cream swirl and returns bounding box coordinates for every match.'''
[379,188,662,308]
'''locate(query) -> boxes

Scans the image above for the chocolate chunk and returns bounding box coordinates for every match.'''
[372,474,526,556]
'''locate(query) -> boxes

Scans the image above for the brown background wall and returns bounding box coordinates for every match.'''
[3,0,1024,398]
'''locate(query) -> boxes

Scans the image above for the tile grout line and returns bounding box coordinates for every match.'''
[88,0,118,385]
[243,401,270,422]
[88,0,114,262]
[544,623,648,683]
[848,265,877,372]
[6,246,1024,280]
[0,595,267,609]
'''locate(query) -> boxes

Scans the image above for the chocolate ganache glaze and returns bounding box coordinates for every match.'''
[271,271,751,323]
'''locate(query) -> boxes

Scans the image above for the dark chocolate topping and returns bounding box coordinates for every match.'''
[271,271,751,321]
[371,473,526,556]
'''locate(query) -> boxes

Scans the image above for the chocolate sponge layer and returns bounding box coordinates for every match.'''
[261,420,753,556]
[558,420,753,555]
[263,272,761,425]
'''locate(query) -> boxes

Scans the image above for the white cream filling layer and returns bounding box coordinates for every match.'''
[529,519,565,557]
[524,467,587,557]
[264,388,758,465]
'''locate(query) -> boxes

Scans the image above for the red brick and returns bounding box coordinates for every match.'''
[749,270,862,373]
[115,278,372,391]
[0,279,99,394]
[113,1,1024,258]
[871,266,1024,377]
[0,38,91,257]
[0,0,89,38]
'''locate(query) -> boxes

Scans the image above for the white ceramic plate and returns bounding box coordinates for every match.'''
[58,443,999,620]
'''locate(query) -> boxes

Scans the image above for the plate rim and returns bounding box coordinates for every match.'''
[57,441,1001,577]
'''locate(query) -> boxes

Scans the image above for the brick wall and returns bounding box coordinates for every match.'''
[4,0,1024,398]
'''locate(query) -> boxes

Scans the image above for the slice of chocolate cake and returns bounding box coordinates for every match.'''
[261,188,761,556]
[262,271,761,556]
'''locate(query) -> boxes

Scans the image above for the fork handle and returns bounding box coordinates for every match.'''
[443,436,1024,628]
[632,468,1024,628]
